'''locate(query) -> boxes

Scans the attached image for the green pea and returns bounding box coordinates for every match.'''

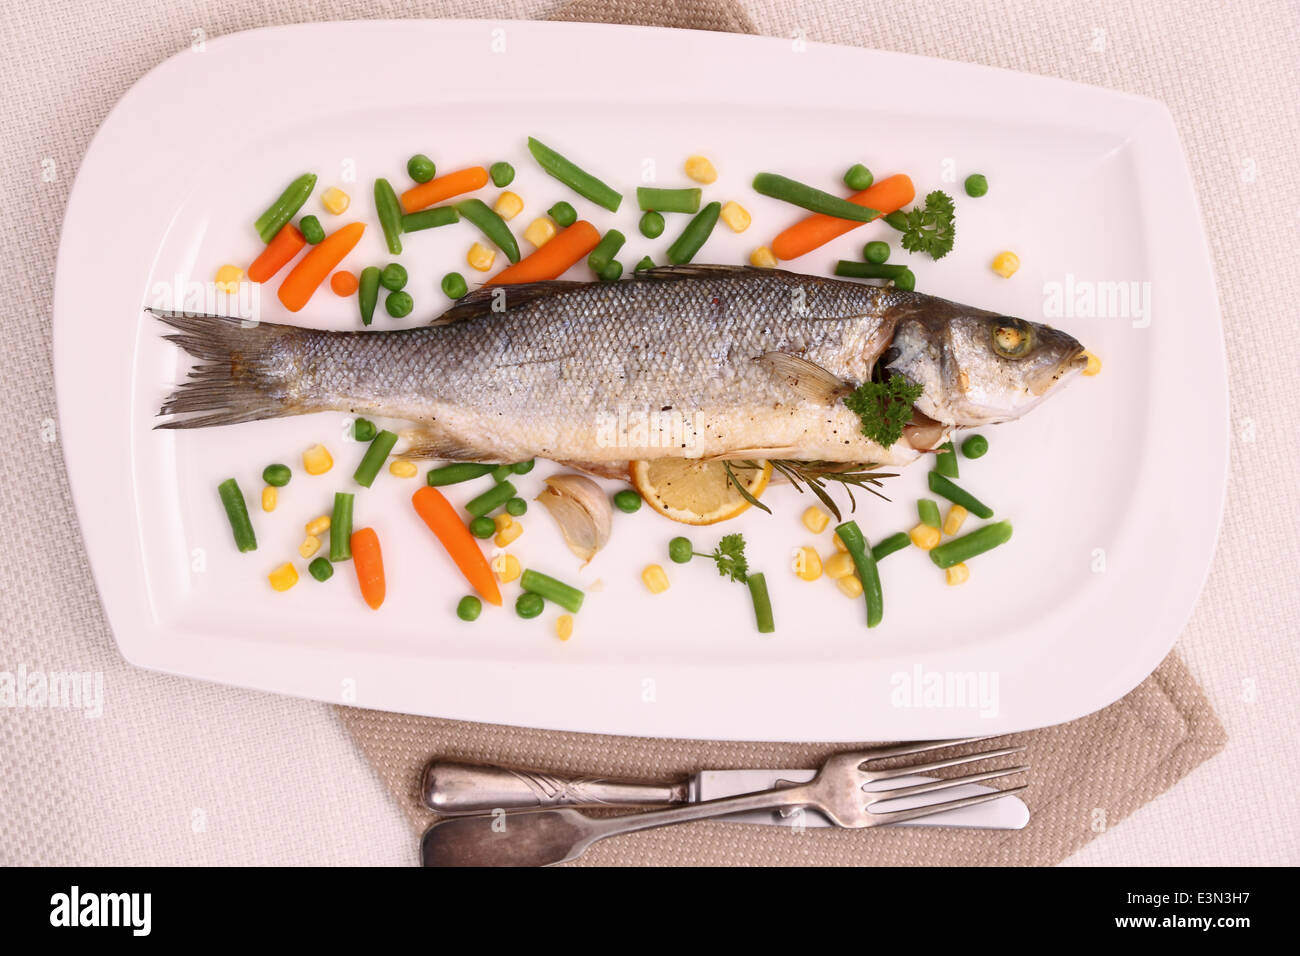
[489,162,515,187]
[468,516,496,539]
[456,595,482,621]
[639,210,665,239]
[964,174,988,198]
[598,260,623,282]
[512,459,535,475]
[893,268,916,292]
[385,290,414,318]
[261,463,291,487]
[308,557,333,582]
[516,592,545,619]
[298,215,325,244]
[505,497,528,516]
[962,434,989,459]
[613,489,642,513]
[844,163,874,191]
[352,418,377,442]
[668,536,694,564]
[863,241,890,264]
[548,201,577,228]
[379,263,407,291]
[441,272,468,299]
[407,154,436,183]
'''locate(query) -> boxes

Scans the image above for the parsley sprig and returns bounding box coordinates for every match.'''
[709,533,749,584]
[886,190,956,260]
[844,374,924,448]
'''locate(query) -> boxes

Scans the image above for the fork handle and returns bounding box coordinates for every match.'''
[422,760,689,814]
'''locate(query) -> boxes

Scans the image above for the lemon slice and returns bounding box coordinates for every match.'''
[630,459,772,525]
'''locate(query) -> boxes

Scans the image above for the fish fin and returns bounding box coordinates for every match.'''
[624,264,772,282]
[431,280,590,326]
[704,447,803,461]
[756,351,854,405]
[398,427,502,462]
[153,309,314,428]
[553,460,630,480]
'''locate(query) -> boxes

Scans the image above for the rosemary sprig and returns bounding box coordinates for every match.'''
[722,461,772,515]
[731,459,896,522]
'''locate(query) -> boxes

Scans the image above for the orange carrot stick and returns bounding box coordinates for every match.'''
[771,174,915,261]
[411,486,502,606]
[487,221,601,285]
[247,224,306,283]
[399,166,490,214]
[277,222,365,312]
[350,527,386,610]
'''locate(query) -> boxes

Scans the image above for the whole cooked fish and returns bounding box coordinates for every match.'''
[156,265,1086,470]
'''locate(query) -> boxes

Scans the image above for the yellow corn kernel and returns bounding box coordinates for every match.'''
[302,443,333,475]
[321,187,350,215]
[388,459,418,479]
[720,201,751,233]
[1082,350,1102,376]
[268,562,298,592]
[642,564,670,594]
[299,535,321,559]
[214,264,244,294]
[467,242,496,272]
[833,532,848,552]
[749,246,778,268]
[305,514,331,537]
[493,191,524,221]
[684,155,717,184]
[824,551,856,579]
[491,552,521,583]
[792,546,823,582]
[837,574,863,598]
[992,251,1020,278]
[946,562,970,586]
[943,504,969,537]
[555,614,574,641]
[495,521,523,547]
[260,485,277,512]
[493,513,514,534]
[524,217,557,249]
[802,506,830,534]
[909,523,942,550]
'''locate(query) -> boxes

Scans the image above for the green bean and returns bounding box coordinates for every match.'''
[636,187,701,214]
[527,137,622,212]
[917,499,941,528]
[401,206,459,232]
[515,592,545,619]
[490,464,514,483]
[512,459,535,475]
[373,178,403,255]
[929,520,1013,569]
[465,479,517,518]
[352,418,377,442]
[587,229,626,273]
[520,569,585,613]
[927,472,993,519]
[547,201,577,228]
[358,266,380,326]
[746,572,775,634]
[427,463,494,486]
[613,489,641,513]
[834,261,911,281]
[455,198,520,263]
[863,240,890,264]
[639,210,665,239]
[379,263,407,292]
[666,201,721,265]
[254,173,316,243]
[308,557,333,582]
[835,521,882,628]
[935,441,960,478]
[870,531,911,562]
[457,595,482,621]
[261,464,291,487]
[352,429,399,487]
[634,256,656,272]
[598,260,623,282]
[505,497,528,517]
[489,162,515,187]
[298,215,325,244]
[468,516,495,539]
[330,492,354,562]
[385,291,413,318]
[962,434,989,459]
[668,536,693,564]
[964,174,988,198]
[407,154,436,183]
[751,173,879,222]
[843,163,874,191]
[441,272,468,299]
[217,478,257,552]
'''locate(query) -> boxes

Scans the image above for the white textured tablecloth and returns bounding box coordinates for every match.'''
[2,0,1297,866]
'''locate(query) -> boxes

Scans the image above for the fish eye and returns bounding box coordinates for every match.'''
[991,318,1034,359]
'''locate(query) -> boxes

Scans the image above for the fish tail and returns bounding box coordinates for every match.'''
[153,309,314,428]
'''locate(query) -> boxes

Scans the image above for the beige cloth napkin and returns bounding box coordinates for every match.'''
[337,0,1226,864]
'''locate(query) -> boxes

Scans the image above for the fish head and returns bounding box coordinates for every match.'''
[885,311,1087,427]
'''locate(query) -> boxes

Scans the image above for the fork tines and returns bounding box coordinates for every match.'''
[857,739,1029,825]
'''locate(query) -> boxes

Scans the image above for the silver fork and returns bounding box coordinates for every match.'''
[421,739,1028,866]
